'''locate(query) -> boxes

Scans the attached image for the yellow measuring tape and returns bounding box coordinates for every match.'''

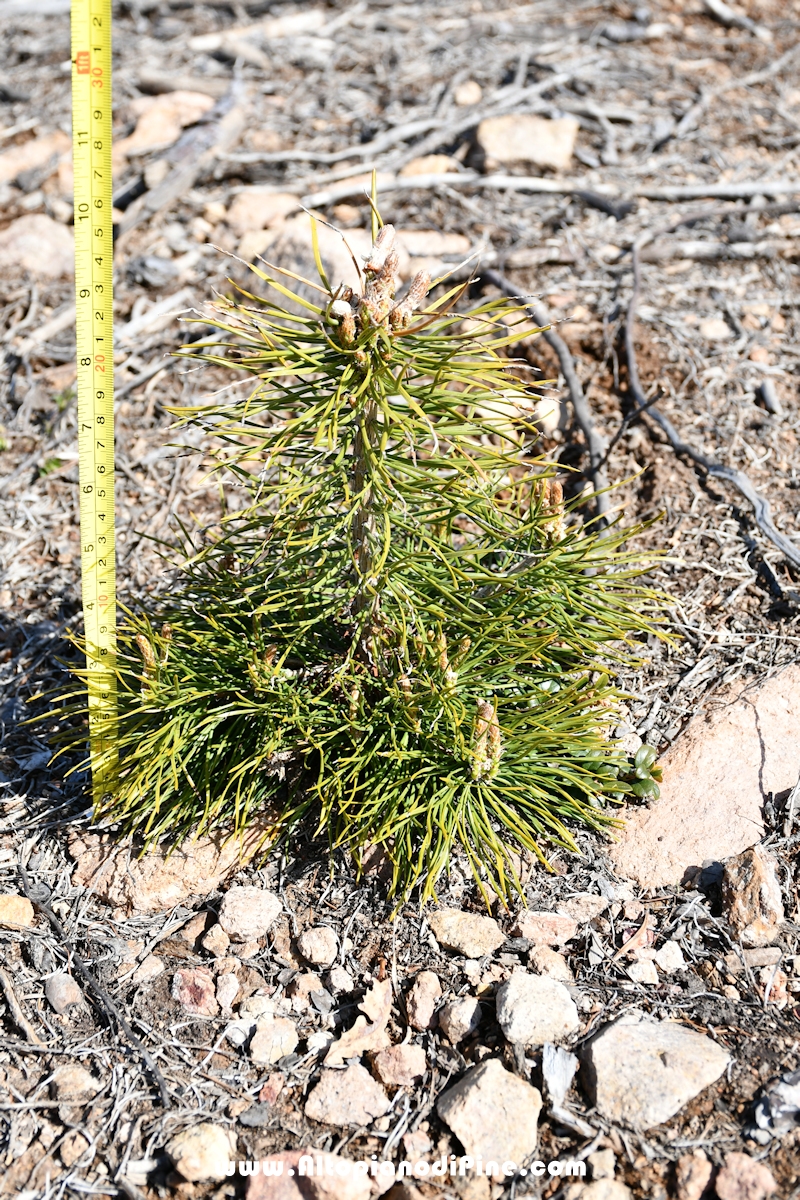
[71,0,118,804]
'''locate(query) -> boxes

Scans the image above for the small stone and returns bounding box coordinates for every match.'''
[297,925,338,966]
[240,994,277,1018]
[529,946,574,983]
[723,847,784,948]
[403,1129,432,1159]
[396,228,473,272]
[588,1149,616,1181]
[428,908,505,957]
[0,894,35,927]
[0,214,74,279]
[496,971,580,1046]
[454,80,482,106]
[202,923,231,957]
[700,317,732,341]
[225,190,299,236]
[438,996,482,1043]
[50,1065,101,1102]
[581,1012,730,1130]
[307,1030,335,1054]
[180,911,211,946]
[327,965,355,993]
[723,984,741,1001]
[305,1063,390,1127]
[204,200,228,225]
[513,910,578,948]
[406,970,442,1030]
[654,940,686,973]
[60,1130,90,1167]
[132,954,165,985]
[476,113,580,172]
[116,91,215,165]
[399,154,460,179]
[288,971,324,1011]
[166,1122,236,1183]
[218,886,282,943]
[216,972,241,1011]
[743,947,782,968]
[249,1015,299,1065]
[0,129,70,185]
[258,1073,284,1105]
[373,1043,427,1088]
[560,893,609,924]
[171,966,219,1018]
[715,1152,777,1200]
[675,1150,713,1200]
[437,1057,542,1163]
[758,966,788,1006]
[45,973,84,1014]
[238,939,261,958]
[628,960,659,985]
[224,1018,256,1047]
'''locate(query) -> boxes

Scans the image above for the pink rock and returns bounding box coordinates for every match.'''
[218,885,282,943]
[250,1016,299,1065]
[757,966,788,1006]
[715,1152,777,1200]
[609,667,800,887]
[406,971,441,1030]
[512,911,577,948]
[438,996,482,1043]
[675,1150,713,1200]
[529,946,574,982]
[297,926,338,966]
[226,190,299,236]
[68,820,275,916]
[0,215,74,279]
[216,972,241,1011]
[132,954,165,985]
[428,908,505,957]
[179,911,211,946]
[202,923,231,957]
[372,1043,427,1087]
[258,1073,284,1105]
[723,847,784,948]
[305,1064,389,1127]
[171,966,219,1018]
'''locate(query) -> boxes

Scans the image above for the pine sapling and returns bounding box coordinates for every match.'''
[58,211,662,902]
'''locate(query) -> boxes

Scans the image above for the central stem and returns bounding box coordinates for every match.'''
[351,392,381,663]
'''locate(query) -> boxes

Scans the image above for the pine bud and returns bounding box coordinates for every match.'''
[364,224,396,274]
[135,633,156,672]
[471,698,502,781]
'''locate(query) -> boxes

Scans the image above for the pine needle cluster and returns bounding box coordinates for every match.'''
[63,211,662,902]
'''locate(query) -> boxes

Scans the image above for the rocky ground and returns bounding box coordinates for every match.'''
[2,0,800,1197]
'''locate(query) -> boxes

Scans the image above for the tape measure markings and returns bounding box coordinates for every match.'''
[71,0,118,803]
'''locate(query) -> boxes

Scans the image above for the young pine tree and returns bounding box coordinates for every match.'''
[77,214,661,901]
